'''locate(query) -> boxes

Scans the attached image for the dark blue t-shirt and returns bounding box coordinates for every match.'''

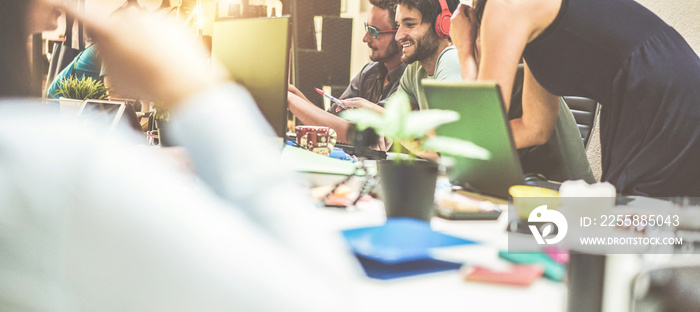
[523,0,700,196]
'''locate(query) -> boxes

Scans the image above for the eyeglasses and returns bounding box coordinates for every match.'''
[364,22,397,39]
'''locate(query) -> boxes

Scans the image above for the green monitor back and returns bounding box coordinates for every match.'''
[422,80,525,198]
[212,17,291,138]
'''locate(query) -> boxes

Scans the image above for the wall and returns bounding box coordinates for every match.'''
[42,0,700,79]
[344,0,700,77]
[342,0,369,78]
[636,0,700,53]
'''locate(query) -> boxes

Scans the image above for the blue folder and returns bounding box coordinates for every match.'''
[342,218,478,279]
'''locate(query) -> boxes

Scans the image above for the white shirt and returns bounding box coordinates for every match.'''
[0,84,360,311]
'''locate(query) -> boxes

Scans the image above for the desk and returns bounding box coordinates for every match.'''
[289,149,567,311]
[321,203,567,312]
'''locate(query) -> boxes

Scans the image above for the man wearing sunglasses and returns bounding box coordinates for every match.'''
[287,0,405,147]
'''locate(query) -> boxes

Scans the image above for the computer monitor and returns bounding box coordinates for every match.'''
[211,16,291,138]
[422,80,525,198]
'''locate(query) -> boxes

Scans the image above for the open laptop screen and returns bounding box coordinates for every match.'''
[77,99,126,135]
[212,17,291,138]
[422,80,525,198]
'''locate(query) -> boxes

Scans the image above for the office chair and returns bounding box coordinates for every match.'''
[512,64,595,183]
[561,96,599,149]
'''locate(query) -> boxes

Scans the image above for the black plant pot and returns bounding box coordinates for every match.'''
[156,119,175,147]
[378,160,439,221]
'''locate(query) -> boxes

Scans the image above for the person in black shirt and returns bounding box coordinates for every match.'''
[451,0,700,196]
[287,0,405,145]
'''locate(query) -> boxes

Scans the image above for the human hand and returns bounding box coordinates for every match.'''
[43,0,229,110]
[341,97,384,114]
[450,4,479,59]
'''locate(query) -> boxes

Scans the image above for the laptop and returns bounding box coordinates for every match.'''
[77,99,126,135]
[211,16,291,138]
[422,80,551,199]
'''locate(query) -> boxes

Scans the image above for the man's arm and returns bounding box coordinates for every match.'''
[451,1,558,148]
[342,97,384,114]
[450,4,479,81]
[287,91,353,143]
[288,63,385,143]
[509,62,559,147]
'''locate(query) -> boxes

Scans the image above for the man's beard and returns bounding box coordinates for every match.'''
[401,30,440,64]
[370,41,401,63]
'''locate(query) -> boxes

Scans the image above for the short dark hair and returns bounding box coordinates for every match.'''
[392,0,459,31]
[0,0,31,98]
[369,0,398,30]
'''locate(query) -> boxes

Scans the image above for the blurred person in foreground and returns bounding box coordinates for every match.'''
[0,0,358,311]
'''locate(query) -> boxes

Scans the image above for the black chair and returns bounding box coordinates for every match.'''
[510,64,595,183]
[561,96,599,149]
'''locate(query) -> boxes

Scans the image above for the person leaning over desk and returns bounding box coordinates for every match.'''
[386,0,592,182]
[287,0,406,147]
[0,0,359,311]
[451,0,700,196]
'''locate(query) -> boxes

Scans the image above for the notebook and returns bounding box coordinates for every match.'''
[77,99,126,135]
[342,218,476,279]
[211,17,291,138]
[422,80,548,199]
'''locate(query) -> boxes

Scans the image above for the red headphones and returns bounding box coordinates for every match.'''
[435,0,452,39]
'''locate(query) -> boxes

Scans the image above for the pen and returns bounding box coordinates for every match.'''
[315,88,348,110]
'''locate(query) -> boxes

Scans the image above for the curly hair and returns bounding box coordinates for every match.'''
[392,0,459,30]
[369,0,398,29]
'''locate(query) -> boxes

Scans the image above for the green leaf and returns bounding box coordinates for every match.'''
[54,75,109,100]
[422,136,491,160]
[382,93,410,139]
[340,91,489,163]
[403,109,460,138]
[340,109,385,133]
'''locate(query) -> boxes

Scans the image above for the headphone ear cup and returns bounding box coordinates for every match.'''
[435,12,452,39]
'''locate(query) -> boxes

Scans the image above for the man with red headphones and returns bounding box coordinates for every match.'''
[392,0,461,111]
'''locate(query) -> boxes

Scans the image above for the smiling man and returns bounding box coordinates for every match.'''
[287,0,406,145]
[392,0,594,182]
[392,0,461,110]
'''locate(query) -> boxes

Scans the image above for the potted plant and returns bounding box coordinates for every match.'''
[53,75,109,100]
[53,76,109,114]
[341,93,490,221]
